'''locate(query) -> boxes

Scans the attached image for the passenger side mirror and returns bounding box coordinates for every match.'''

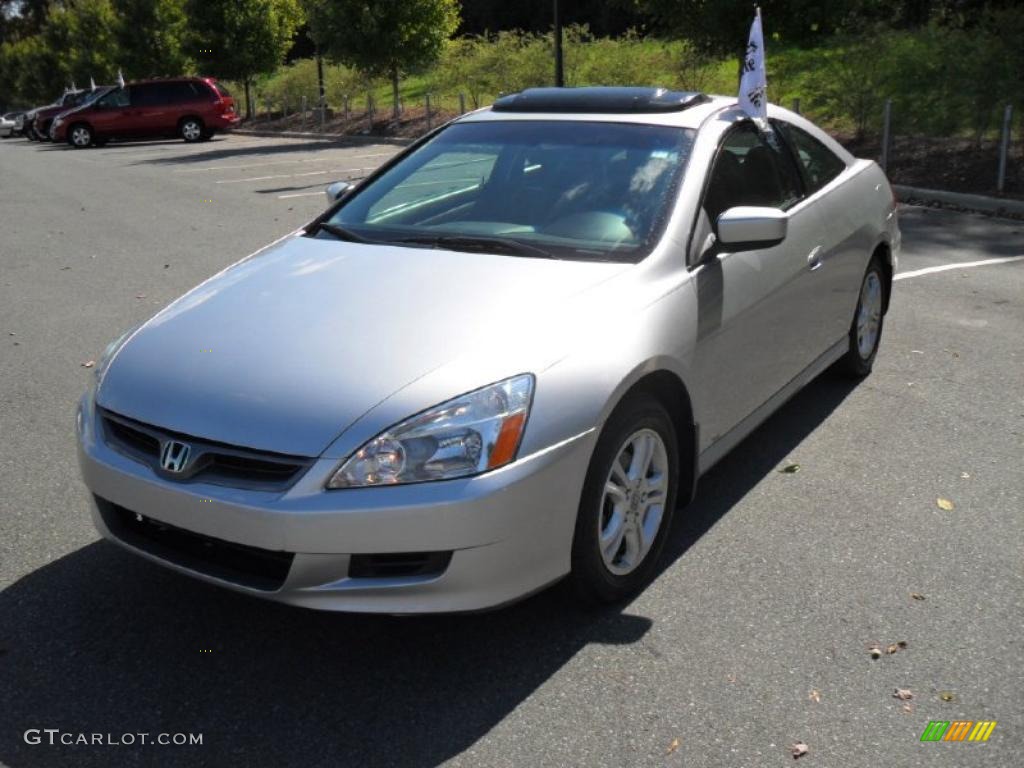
[325,181,353,205]
[716,206,788,250]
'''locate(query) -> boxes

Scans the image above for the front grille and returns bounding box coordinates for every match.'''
[348,552,452,580]
[99,408,313,492]
[97,497,293,591]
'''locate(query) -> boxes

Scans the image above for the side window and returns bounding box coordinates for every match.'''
[97,88,129,108]
[703,123,802,224]
[775,122,846,194]
[165,82,196,103]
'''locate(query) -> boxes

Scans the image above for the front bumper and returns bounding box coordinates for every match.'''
[77,392,595,613]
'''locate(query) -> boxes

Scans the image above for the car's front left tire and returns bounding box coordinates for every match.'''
[179,118,204,142]
[569,393,679,605]
[67,123,93,149]
[839,257,887,377]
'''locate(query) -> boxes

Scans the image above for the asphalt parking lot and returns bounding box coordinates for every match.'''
[1,134,1022,768]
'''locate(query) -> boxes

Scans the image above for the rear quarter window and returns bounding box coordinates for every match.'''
[776,122,847,194]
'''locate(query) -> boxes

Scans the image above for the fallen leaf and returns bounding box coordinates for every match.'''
[780,463,801,474]
[886,641,907,655]
[135,293,147,299]
[869,643,882,660]
[60,266,71,271]
[81,360,95,368]
[911,349,924,354]
[910,592,926,601]
[666,738,680,755]
[960,472,970,479]
[163,264,170,269]
[791,742,809,759]
[903,703,914,713]
[726,673,737,683]
[893,688,913,700]
[939,691,956,702]
[808,689,821,703]
[936,498,955,511]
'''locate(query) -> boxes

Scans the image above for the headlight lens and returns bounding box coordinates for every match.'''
[327,374,534,488]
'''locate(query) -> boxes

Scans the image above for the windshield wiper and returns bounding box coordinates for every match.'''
[394,234,556,259]
[310,221,377,243]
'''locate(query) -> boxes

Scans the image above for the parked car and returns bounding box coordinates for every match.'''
[35,86,113,141]
[22,90,87,140]
[0,112,18,138]
[53,77,239,148]
[77,87,899,613]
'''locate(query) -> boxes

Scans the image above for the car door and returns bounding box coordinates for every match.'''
[689,121,824,449]
[774,120,862,353]
[89,87,132,137]
[128,83,172,137]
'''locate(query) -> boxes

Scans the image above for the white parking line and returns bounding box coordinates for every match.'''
[215,166,373,184]
[895,255,1024,281]
[277,190,329,199]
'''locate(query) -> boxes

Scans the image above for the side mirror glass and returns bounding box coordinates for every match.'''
[325,181,353,205]
[716,206,788,250]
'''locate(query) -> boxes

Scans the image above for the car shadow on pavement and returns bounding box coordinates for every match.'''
[134,138,400,168]
[0,374,856,768]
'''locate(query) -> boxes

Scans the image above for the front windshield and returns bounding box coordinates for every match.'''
[326,120,695,261]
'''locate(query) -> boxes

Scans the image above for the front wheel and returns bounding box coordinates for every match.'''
[68,124,93,149]
[180,118,204,142]
[569,394,679,605]
[839,258,886,377]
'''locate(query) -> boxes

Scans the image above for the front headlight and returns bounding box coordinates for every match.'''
[327,374,534,488]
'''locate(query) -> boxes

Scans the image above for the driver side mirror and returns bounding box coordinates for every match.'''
[716,206,788,250]
[325,181,353,205]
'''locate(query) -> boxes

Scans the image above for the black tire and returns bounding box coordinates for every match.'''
[67,123,93,149]
[179,117,204,143]
[569,393,680,605]
[199,128,214,141]
[839,257,887,377]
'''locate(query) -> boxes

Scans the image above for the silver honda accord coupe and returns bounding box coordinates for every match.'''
[77,87,899,612]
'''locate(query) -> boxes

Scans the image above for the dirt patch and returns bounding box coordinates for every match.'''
[839,134,1021,200]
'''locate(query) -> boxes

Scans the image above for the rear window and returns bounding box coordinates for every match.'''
[213,83,232,98]
[775,122,847,194]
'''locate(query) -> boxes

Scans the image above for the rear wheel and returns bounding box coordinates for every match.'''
[569,394,679,605]
[68,123,93,149]
[839,257,886,377]
[179,118,204,142]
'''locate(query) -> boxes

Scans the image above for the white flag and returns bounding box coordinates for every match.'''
[117,69,125,88]
[738,8,768,120]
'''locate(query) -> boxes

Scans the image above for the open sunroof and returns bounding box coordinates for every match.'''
[492,87,709,114]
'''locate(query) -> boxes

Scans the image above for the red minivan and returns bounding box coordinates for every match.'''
[53,77,241,148]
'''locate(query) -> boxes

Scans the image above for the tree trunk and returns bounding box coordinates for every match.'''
[391,64,400,122]
[244,78,254,120]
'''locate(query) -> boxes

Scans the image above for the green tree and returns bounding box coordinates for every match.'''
[112,0,191,79]
[306,0,460,119]
[187,0,304,118]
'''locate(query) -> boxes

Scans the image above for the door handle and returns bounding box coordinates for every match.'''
[807,246,823,271]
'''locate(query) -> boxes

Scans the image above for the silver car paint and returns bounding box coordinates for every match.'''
[78,97,899,612]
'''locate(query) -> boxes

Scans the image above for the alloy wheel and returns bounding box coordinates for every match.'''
[856,271,883,359]
[598,428,669,576]
[182,121,202,141]
[71,127,91,147]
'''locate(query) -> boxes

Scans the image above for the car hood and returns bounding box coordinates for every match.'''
[97,234,629,457]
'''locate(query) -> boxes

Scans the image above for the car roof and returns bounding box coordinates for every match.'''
[459,88,856,163]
